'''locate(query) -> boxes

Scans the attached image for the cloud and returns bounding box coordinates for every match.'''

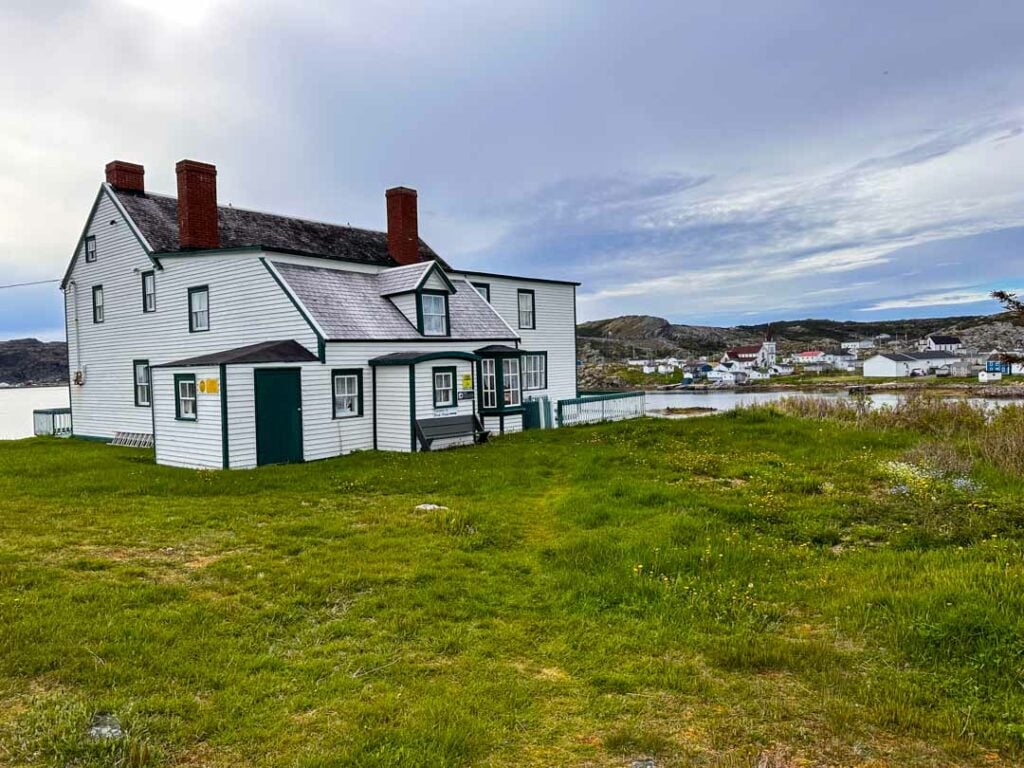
[859,287,1024,312]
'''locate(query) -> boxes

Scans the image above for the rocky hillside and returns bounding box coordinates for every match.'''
[578,312,1024,362]
[0,339,68,386]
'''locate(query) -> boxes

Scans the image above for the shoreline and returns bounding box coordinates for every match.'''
[0,382,68,391]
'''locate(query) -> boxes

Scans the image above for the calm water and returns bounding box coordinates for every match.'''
[0,387,69,440]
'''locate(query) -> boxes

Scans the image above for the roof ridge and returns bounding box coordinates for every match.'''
[121,188,393,238]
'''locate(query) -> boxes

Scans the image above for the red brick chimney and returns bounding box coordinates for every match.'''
[105,161,145,193]
[176,160,220,250]
[386,186,420,265]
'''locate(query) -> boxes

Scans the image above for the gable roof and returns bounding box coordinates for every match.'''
[155,339,318,367]
[271,262,517,341]
[111,187,446,268]
[927,335,961,345]
[874,350,961,363]
[377,261,456,296]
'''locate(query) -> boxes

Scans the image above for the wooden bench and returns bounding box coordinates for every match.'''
[415,414,490,452]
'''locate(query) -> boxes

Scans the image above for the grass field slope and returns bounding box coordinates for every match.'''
[1,412,1022,767]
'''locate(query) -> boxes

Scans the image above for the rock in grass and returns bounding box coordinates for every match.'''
[414,503,448,511]
[87,712,123,740]
[630,760,656,768]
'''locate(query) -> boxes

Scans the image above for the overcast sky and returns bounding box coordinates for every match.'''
[3,0,1024,339]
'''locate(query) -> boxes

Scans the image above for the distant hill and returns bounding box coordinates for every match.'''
[0,339,68,386]
[577,312,1024,362]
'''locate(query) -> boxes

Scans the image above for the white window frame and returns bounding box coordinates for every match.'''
[176,376,197,420]
[142,271,156,313]
[189,287,210,332]
[481,358,497,409]
[502,358,521,406]
[433,368,455,408]
[92,286,104,323]
[421,293,447,336]
[332,372,361,419]
[523,353,547,391]
[517,290,535,329]
[134,361,151,407]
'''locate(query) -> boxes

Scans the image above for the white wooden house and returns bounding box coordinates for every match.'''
[61,160,578,468]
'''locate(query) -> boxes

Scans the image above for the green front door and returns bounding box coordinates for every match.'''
[254,369,304,466]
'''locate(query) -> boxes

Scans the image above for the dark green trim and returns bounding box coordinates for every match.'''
[414,262,458,293]
[370,351,480,366]
[187,285,210,333]
[517,288,536,330]
[174,373,197,421]
[408,366,417,452]
[220,364,229,469]
[331,336,517,343]
[522,350,548,391]
[141,270,156,313]
[573,284,579,398]
[372,366,378,450]
[132,359,151,407]
[63,290,74,438]
[259,258,326,356]
[476,354,523,416]
[456,269,580,286]
[331,368,364,419]
[70,434,111,443]
[84,235,97,263]
[91,285,104,323]
[416,289,451,337]
[470,282,490,302]
[431,366,457,408]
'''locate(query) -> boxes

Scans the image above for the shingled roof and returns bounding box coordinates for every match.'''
[272,262,517,341]
[112,188,445,268]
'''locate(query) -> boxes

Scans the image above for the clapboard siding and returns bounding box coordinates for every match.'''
[454,274,577,406]
[152,366,222,469]
[65,191,317,439]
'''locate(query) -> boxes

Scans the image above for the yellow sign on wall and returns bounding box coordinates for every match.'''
[460,374,472,390]
[198,378,220,395]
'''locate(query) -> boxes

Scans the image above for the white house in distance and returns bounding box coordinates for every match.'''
[61,160,578,469]
[918,334,962,353]
[863,350,962,378]
[720,339,776,370]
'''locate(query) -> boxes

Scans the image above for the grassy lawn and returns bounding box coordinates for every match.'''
[1,413,1022,766]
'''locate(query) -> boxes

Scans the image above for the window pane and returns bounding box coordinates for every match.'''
[422,294,446,335]
[518,292,534,328]
[503,358,521,406]
[482,359,497,409]
[334,374,359,417]
[190,289,209,331]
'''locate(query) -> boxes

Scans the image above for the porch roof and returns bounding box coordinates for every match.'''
[155,339,318,367]
[369,350,481,366]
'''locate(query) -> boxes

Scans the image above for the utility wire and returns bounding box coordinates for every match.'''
[0,279,60,290]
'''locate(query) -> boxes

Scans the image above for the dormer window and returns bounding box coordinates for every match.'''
[419,292,448,336]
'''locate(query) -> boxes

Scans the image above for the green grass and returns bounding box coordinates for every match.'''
[1,413,1022,766]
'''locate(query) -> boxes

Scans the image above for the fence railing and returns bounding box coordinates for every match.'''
[556,392,646,427]
[33,408,72,437]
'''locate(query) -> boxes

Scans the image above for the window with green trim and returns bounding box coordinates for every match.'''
[188,286,209,332]
[502,358,521,406]
[523,352,547,390]
[133,360,151,407]
[175,374,197,420]
[84,236,97,263]
[421,293,447,336]
[481,359,497,409]
[142,271,156,313]
[517,289,535,329]
[92,285,104,323]
[432,366,456,408]
[332,369,363,418]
